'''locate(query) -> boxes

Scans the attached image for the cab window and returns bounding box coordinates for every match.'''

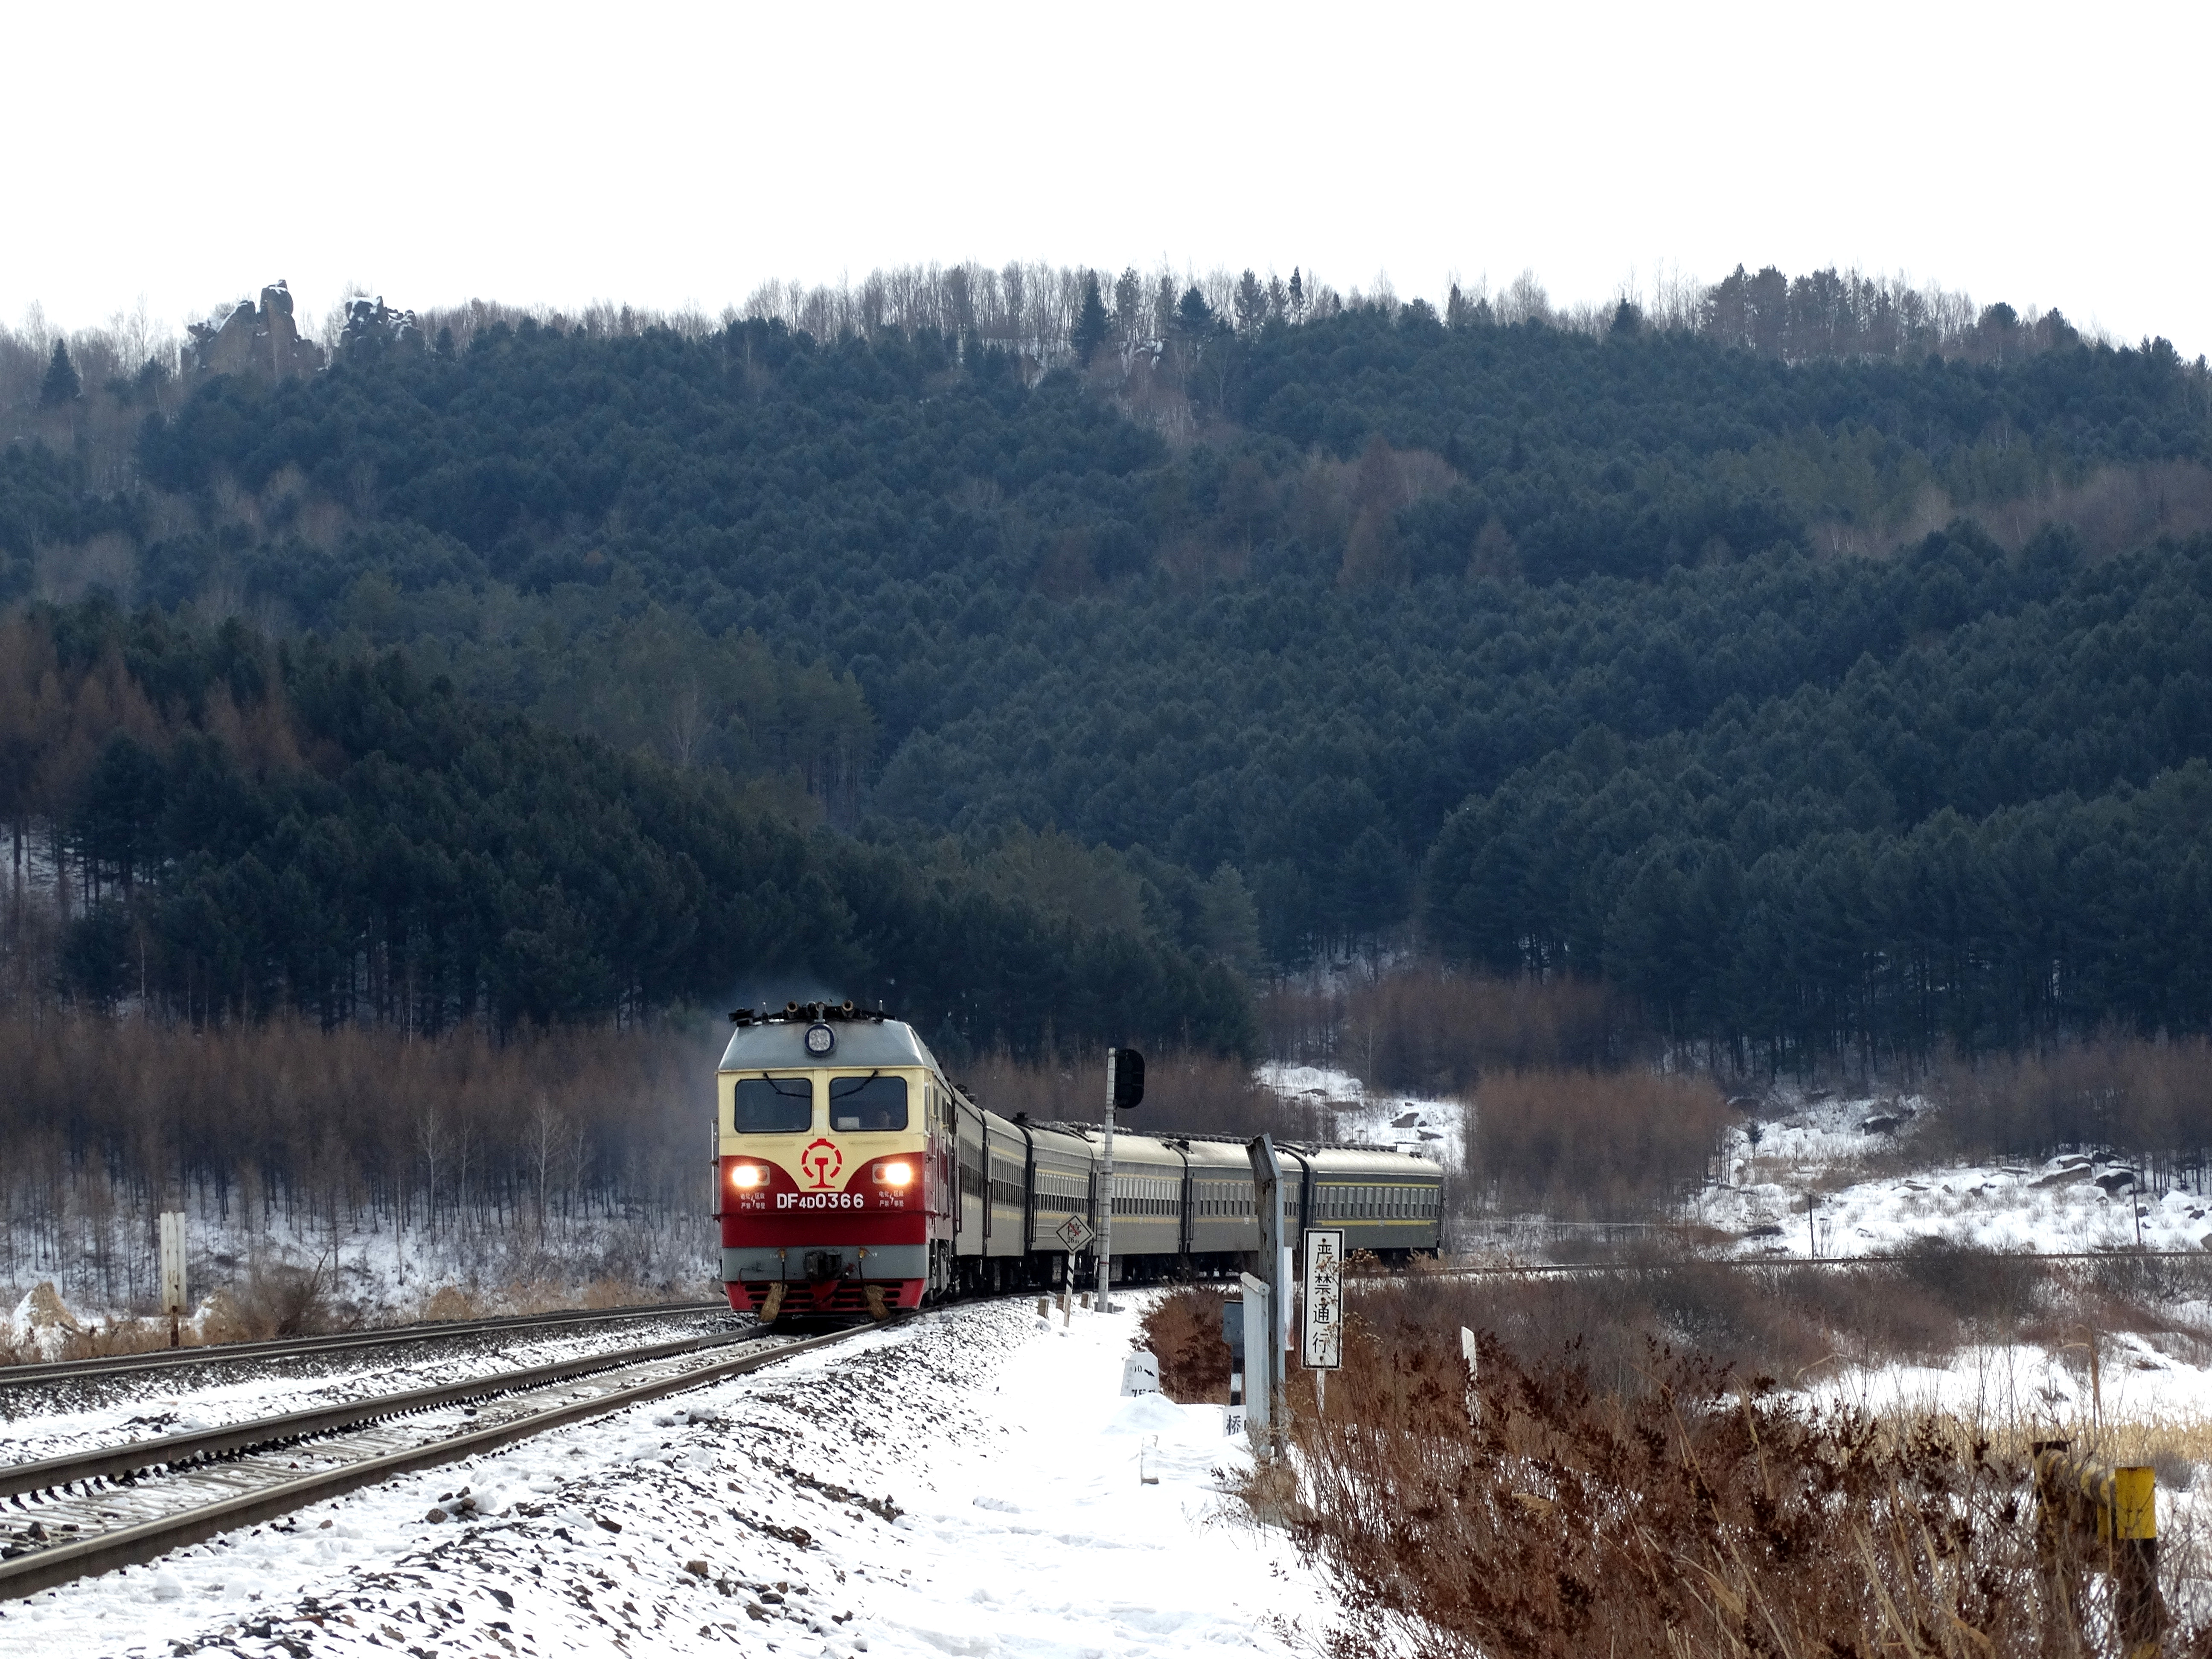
[734,1075,812,1133]
[831,1074,909,1131]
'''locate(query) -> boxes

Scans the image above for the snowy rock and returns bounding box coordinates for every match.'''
[9,1281,83,1360]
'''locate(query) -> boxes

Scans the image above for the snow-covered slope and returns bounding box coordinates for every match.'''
[1256,1062,1464,1171]
[1699,1094,2212,1257]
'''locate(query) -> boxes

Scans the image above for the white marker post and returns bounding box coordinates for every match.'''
[1302,1227,1345,1417]
[1237,1271,1271,1439]
[1461,1327,1479,1427]
[158,1211,187,1349]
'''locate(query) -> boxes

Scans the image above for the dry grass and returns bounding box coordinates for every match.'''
[1136,1235,2212,1653]
[1209,1288,2212,1659]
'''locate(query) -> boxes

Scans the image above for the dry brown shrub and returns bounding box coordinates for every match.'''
[1922,1036,2212,1179]
[1138,1284,1231,1403]
[1473,1068,1732,1219]
[419,1285,481,1323]
[234,1259,343,1339]
[1269,1311,2194,1658]
[195,1289,252,1345]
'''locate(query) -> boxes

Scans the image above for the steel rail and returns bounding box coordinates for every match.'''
[1423,1248,2212,1278]
[0,1320,881,1602]
[2,1325,771,1500]
[0,1299,730,1388]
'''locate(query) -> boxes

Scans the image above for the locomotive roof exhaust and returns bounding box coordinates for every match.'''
[728,998,890,1027]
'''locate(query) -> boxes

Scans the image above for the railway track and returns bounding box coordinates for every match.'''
[1426,1247,2212,1277]
[0,1298,730,1389]
[0,1316,883,1601]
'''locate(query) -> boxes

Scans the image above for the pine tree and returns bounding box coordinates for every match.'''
[1071,271,1111,366]
[40,341,81,407]
[1112,268,1143,341]
[1175,286,1217,337]
[1232,269,1267,336]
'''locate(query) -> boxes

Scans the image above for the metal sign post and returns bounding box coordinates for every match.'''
[1055,1213,1093,1326]
[158,1211,186,1348]
[1099,1050,1117,1314]
[1246,1135,1285,1449]
[1302,1227,1344,1416]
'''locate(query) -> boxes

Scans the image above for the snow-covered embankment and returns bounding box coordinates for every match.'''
[3,1299,1327,1658]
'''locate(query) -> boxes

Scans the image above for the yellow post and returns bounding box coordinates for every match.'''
[2113,1464,2162,1659]
[2113,1466,2156,1541]
[2036,1448,2164,1658]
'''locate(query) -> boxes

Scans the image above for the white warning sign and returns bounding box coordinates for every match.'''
[1301,1228,1344,1370]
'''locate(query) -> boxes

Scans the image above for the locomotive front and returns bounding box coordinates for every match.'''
[716,1004,941,1318]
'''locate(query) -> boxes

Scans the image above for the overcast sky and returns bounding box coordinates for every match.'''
[8,1,2205,357]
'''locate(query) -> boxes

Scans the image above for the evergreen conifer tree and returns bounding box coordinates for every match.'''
[40,340,81,406]
[1175,286,1217,337]
[1071,271,1110,366]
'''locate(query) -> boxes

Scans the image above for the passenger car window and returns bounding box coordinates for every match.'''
[734,1075,812,1133]
[830,1074,909,1131]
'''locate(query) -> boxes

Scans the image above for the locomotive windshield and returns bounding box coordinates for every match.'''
[734,1075,813,1133]
[830,1074,908,1131]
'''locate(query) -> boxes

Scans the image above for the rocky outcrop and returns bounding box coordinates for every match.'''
[185,280,327,379]
[337,295,423,359]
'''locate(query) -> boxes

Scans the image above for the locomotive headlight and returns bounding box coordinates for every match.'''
[731,1164,767,1190]
[876,1161,913,1187]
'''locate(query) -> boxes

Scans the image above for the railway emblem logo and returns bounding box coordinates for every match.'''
[800,1138,844,1189]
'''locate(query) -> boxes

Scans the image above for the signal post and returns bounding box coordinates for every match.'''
[1097,1047,1144,1314]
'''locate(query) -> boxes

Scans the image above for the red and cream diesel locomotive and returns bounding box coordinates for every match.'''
[715,1001,1446,1320]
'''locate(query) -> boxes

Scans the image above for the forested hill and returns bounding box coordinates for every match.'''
[5,289,2211,1062]
[0,603,1251,1053]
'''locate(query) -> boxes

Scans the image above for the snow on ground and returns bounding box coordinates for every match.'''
[0,1311,749,1467]
[4,1204,707,1353]
[1689,1089,2212,1513]
[1696,1093,2212,1258]
[1256,1063,1464,1172]
[1807,1330,2212,1429]
[2,1297,1332,1659]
